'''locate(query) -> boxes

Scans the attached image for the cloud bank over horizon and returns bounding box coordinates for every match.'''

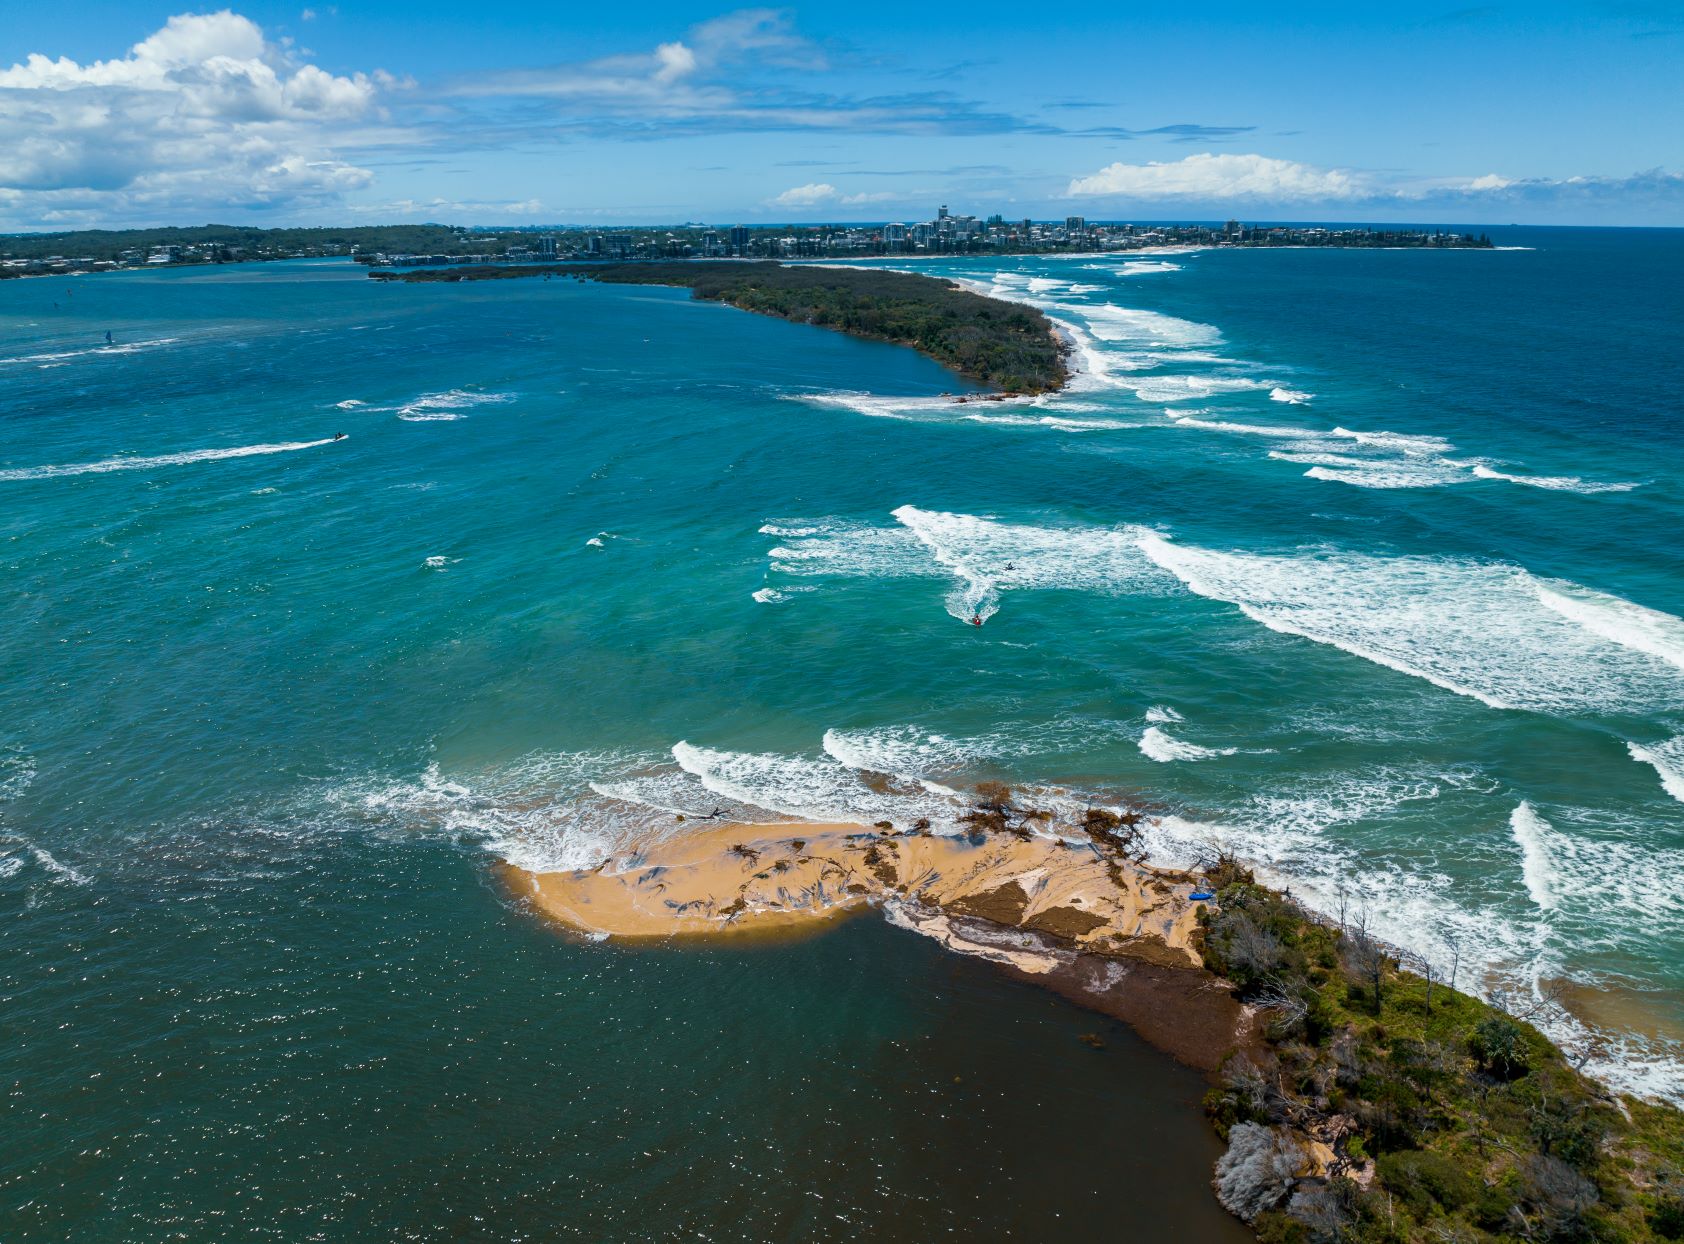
[1063,153,1684,220]
[1,8,1680,230]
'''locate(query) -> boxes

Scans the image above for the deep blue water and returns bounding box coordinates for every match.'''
[1,228,1681,1233]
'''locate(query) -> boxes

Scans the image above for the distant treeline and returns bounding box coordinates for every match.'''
[0,224,485,261]
[371,261,1069,394]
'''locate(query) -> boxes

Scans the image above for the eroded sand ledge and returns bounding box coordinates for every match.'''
[513,820,1255,1070]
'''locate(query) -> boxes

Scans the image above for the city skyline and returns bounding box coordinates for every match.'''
[3,2,1682,231]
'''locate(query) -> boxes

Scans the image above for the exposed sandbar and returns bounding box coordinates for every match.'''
[511,818,1258,1069]
[518,820,1199,953]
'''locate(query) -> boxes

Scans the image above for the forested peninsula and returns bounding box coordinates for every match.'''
[369,261,1069,395]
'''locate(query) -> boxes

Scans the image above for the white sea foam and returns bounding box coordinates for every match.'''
[1115,260,1182,276]
[771,510,1684,714]
[1269,450,1386,469]
[1472,464,1640,493]
[1,749,37,800]
[673,741,962,827]
[343,752,681,874]
[822,725,985,783]
[1123,374,1271,403]
[334,399,367,410]
[0,438,341,483]
[1301,459,1474,490]
[1510,802,1558,910]
[1536,583,1684,672]
[1144,705,1184,724]
[1628,738,1684,805]
[1048,301,1221,350]
[0,827,91,886]
[1170,414,1310,438]
[1270,387,1314,404]
[1489,801,1684,932]
[886,505,1167,622]
[396,389,513,421]
[1135,533,1684,713]
[766,519,937,581]
[1138,726,1239,762]
[794,391,970,422]
[895,505,1001,621]
[962,412,1143,431]
[1330,426,1455,456]
[29,846,89,886]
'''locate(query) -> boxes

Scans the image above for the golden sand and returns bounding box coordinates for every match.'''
[514,820,1209,968]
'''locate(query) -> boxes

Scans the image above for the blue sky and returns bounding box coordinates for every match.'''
[2,2,1682,229]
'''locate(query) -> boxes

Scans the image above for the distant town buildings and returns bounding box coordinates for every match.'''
[1,210,1492,279]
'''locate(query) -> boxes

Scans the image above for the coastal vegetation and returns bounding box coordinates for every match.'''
[371,261,1070,394]
[1196,857,1684,1244]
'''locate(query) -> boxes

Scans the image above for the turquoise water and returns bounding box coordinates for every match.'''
[0,231,1681,1230]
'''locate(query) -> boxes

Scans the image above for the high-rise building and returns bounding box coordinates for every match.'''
[537,234,558,258]
[1066,216,1086,233]
[728,225,751,254]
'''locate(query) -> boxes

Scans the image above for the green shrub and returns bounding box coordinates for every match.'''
[1377,1148,1478,1214]
[1651,1195,1684,1240]
[1469,1016,1531,1080]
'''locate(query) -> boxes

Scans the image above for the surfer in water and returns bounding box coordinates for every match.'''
[333,433,347,441]
[970,614,984,627]
[104,331,113,344]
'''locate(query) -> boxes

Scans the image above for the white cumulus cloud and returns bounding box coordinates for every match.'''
[1067,153,1369,202]
[0,10,393,226]
[771,182,839,206]
[768,183,897,209]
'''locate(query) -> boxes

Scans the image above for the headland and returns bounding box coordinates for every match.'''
[370,260,1069,395]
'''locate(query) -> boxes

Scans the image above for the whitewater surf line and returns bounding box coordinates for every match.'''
[765,508,1684,716]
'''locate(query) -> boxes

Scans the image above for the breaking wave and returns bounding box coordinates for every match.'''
[1138,726,1239,762]
[1135,533,1684,713]
[1510,802,1558,910]
[766,507,1684,714]
[1472,464,1641,494]
[396,389,514,421]
[1628,738,1684,805]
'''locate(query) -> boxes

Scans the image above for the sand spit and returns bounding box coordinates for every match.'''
[515,819,1254,1069]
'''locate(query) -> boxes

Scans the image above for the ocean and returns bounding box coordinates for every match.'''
[1,228,1680,1237]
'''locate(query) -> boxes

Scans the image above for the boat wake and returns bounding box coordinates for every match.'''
[0,438,343,483]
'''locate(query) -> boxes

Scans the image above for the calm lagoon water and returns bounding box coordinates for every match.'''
[1,229,1680,1234]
